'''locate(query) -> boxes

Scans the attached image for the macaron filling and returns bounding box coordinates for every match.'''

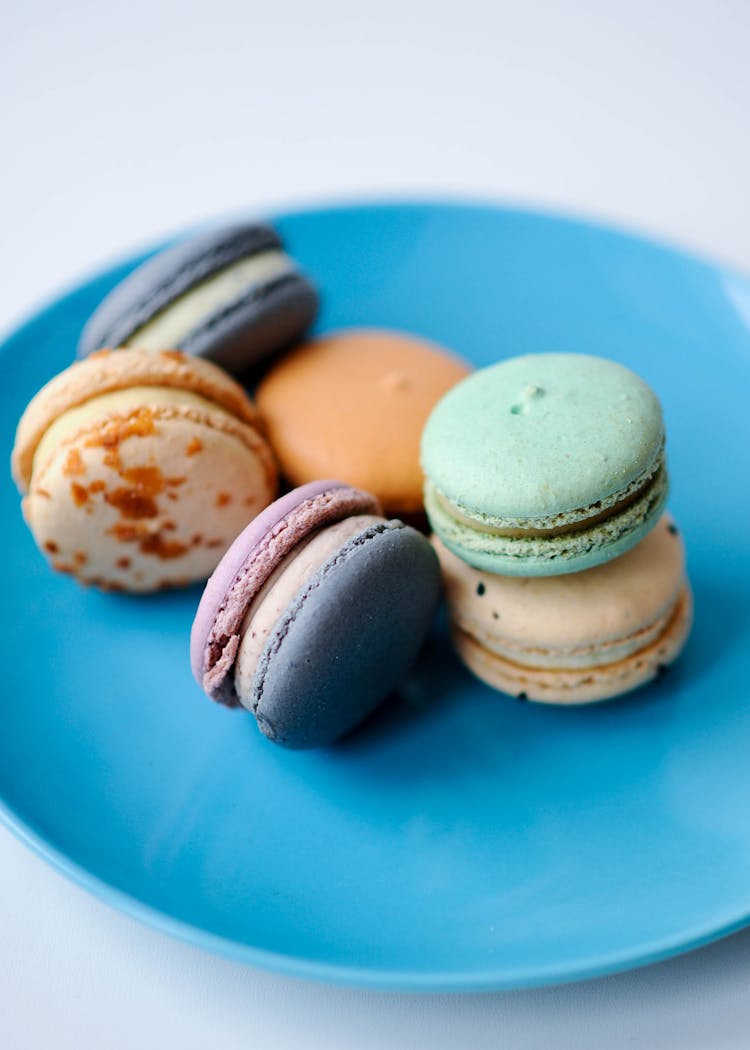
[31,386,232,475]
[121,250,295,351]
[233,514,384,707]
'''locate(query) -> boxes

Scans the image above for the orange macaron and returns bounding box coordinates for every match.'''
[256,328,470,517]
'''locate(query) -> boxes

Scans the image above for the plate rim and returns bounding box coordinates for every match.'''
[2,789,743,986]
[2,790,748,992]
[2,196,749,992]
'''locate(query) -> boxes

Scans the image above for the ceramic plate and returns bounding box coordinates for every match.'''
[1,201,749,991]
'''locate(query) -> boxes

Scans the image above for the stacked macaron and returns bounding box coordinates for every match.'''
[421,353,692,704]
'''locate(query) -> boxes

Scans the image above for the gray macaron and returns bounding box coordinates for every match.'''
[191,481,442,749]
[78,222,319,375]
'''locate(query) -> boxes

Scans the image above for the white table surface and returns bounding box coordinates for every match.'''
[2,2,750,1046]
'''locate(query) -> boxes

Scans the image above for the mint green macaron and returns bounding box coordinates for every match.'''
[420,353,668,576]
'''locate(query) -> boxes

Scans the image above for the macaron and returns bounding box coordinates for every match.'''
[11,349,277,591]
[190,480,442,748]
[421,353,668,576]
[255,329,470,517]
[78,222,319,375]
[434,515,692,704]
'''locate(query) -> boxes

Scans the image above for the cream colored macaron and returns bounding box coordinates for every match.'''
[11,349,277,592]
[434,515,692,704]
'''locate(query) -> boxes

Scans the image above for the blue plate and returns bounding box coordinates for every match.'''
[2,201,750,991]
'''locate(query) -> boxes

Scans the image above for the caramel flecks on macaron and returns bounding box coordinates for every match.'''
[11,349,277,592]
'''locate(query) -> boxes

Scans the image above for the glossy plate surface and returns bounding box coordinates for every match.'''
[1,201,749,991]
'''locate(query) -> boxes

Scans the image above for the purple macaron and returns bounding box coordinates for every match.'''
[190,480,442,748]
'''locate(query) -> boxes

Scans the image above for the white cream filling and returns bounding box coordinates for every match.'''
[233,514,383,709]
[122,250,294,350]
[32,386,221,475]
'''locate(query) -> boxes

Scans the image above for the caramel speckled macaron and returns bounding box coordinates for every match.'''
[256,328,470,516]
[11,349,277,592]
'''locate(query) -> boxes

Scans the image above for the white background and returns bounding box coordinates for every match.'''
[2,1,750,1046]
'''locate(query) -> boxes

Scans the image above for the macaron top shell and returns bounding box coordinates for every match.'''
[256,328,470,514]
[12,348,260,490]
[191,480,381,705]
[421,353,664,523]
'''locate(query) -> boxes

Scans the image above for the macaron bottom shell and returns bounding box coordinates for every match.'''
[452,585,693,704]
[246,521,442,749]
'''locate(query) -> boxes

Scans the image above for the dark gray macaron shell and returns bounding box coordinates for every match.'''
[77,222,318,374]
[251,522,442,749]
